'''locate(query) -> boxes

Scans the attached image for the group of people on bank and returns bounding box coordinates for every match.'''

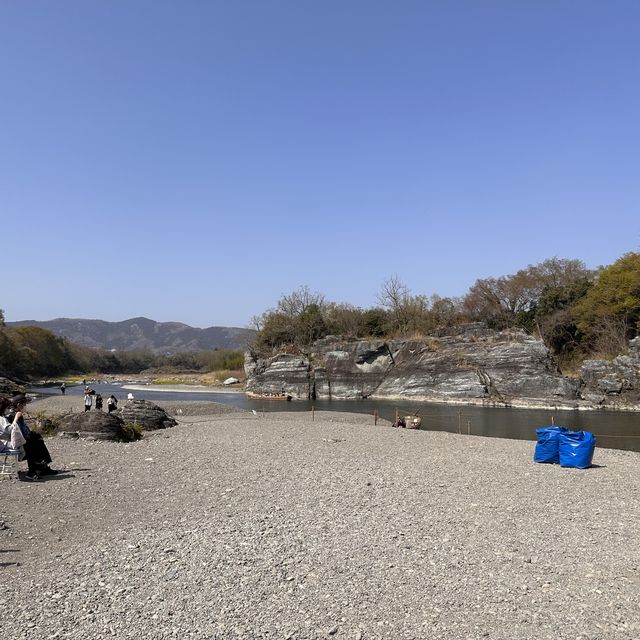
[83,387,118,413]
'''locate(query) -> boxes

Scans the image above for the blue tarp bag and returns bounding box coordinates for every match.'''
[534,426,568,464]
[559,431,596,469]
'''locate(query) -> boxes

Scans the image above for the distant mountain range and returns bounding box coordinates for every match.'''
[7,317,256,354]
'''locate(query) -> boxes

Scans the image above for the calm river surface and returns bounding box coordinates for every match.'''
[31,382,640,453]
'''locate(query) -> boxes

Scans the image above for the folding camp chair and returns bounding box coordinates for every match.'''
[0,449,21,479]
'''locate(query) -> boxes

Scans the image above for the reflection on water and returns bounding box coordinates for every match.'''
[30,382,640,452]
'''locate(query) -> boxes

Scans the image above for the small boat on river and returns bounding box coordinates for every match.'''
[246,392,292,401]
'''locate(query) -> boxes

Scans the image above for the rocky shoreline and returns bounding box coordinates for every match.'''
[245,327,640,412]
[1,405,638,639]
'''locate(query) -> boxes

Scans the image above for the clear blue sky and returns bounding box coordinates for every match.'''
[2,1,639,328]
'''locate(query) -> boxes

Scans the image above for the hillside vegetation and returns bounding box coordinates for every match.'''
[5,317,254,354]
[251,253,640,373]
[0,316,244,380]
[2,252,638,379]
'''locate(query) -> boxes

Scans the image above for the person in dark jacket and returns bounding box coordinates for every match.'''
[5,394,58,482]
[107,395,118,413]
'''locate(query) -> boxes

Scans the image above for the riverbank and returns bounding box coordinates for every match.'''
[26,394,248,417]
[1,410,638,639]
[122,383,245,394]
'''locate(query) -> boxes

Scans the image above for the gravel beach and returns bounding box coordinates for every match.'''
[1,402,638,640]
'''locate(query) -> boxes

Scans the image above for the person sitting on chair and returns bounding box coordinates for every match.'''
[4,394,58,482]
[0,397,14,453]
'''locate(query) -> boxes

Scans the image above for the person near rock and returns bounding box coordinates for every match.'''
[84,392,93,412]
[95,394,103,411]
[107,395,118,413]
[4,394,58,481]
[60,382,66,395]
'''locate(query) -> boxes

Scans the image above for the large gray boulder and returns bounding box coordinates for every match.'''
[59,411,127,441]
[118,399,177,431]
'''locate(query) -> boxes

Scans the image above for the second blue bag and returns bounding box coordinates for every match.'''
[559,431,596,469]
[534,426,568,464]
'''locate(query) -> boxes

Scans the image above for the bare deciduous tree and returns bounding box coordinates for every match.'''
[277,285,326,317]
[377,275,409,312]
[464,258,594,329]
[377,275,412,334]
[592,316,631,358]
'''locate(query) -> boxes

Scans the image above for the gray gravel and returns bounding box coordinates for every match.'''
[1,410,638,640]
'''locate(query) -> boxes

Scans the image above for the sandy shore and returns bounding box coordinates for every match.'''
[1,408,638,640]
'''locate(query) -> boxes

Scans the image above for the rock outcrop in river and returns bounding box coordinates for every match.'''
[579,336,640,410]
[245,324,640,411]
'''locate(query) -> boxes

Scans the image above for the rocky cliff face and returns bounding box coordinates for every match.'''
[245,324,585,409]
[579,337,640,409]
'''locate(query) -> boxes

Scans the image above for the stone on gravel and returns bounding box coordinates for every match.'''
[58,411,126,441]
[118,399,178,431]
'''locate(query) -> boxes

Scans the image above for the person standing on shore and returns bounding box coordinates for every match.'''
[95,394,103,411]
[107,395,118,413]
[60,382,66,395]
[84,392,93,412]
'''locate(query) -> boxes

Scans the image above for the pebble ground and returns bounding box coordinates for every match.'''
[1,405,638,640]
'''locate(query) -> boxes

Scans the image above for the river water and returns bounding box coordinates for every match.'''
[31,382,640,453]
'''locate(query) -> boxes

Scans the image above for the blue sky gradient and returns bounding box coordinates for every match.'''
[2,1,639,327]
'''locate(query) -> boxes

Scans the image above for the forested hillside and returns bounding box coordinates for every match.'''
[7,317,254,354]
[0,311,243,379]
[251,253,640,372]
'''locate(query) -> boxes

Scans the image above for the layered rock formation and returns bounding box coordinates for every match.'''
[579,337,640,409]
[246,324,640,411]
[245,324,581,409]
